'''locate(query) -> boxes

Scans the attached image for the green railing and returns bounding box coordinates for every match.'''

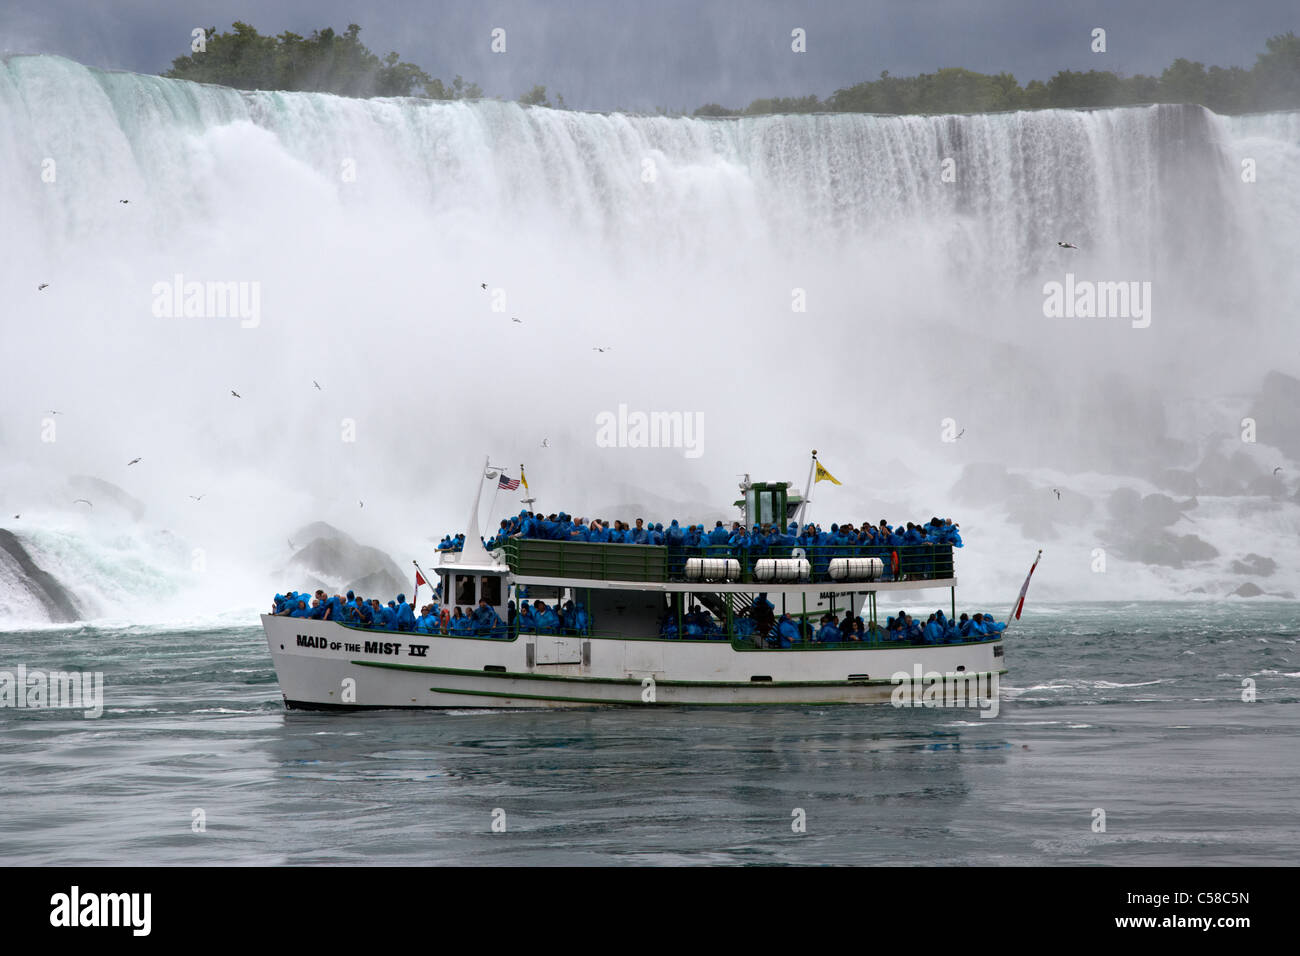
[501,539,667,581]
[499,539,955,584]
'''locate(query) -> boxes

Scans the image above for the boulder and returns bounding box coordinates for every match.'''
[1110,530,1218,568]
[280,522,406,601]
[1230,553,1276,576]
[0,529,82,623]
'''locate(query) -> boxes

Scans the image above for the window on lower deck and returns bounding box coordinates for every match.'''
[455,575,476,605]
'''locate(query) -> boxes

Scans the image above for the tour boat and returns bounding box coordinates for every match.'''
[262,464,1008,709]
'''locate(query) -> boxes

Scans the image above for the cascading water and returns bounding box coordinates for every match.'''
[1,54,1298,623]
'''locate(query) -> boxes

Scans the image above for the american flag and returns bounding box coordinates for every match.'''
[498,474,521,491]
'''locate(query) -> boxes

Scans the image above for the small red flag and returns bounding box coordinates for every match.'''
[415,569,428,588]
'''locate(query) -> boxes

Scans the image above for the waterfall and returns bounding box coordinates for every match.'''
[1,54,1297,620]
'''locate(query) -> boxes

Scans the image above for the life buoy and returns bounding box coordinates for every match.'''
[890,550,900,578]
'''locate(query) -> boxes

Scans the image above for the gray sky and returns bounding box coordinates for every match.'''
[1,0,1296,110]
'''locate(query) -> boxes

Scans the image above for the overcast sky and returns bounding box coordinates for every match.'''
[2,0,1296,110]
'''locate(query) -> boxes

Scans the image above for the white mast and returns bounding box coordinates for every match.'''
[449,456,497,566]
[794,449,817,528]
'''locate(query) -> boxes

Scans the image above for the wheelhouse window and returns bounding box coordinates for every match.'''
[455,574,476,606]
[479,575,502,606]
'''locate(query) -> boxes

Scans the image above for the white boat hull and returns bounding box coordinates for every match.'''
[263,615,1006,709]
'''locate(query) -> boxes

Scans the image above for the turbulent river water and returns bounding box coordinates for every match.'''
[1,601,1295,865]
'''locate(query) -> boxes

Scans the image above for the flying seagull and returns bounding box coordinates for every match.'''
[1057,241,1078,250]
[480,283,487,290]
[127,457,141,466]
[359,500,364,509]
[1274,467,1282,476]
[592,346,613,353]
[73,499,92,507]
[230,390,241,398]
[287,539,296,551]
[1052,488,1061,500]
[956,427,966,440]
[119,199,129,204]
[313,380,321,390]
[511,317,522,323]
[189,494,204,501]
[11,514,17,520]
[37,283,49,291]
[541,438,550,448]
[46,410,61,416]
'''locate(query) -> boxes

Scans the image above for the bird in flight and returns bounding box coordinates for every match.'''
[73,499,92,507]
[1057,241,1078,250]
[541,438,550,448]
[511,317,522,324]
[230,390,241,398]
[1052,488,1061,500]
[189,494,204,501]
[287,539,296,551]
[46,410,61,416]
[956,427,966,440]
[592,346,613,353]
[127,457,142,466]
[1274,467,1283,476]
[37,283,49,291]
[313,380,321,390]
[480,283,488,290]
[11,514,18,520]
[359,500,364,509]
[119,199,129,204]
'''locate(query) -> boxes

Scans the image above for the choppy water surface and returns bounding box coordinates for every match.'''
[1,601,1297,865]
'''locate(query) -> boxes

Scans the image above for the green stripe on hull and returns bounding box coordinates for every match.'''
[428,686,886,706]
[353,658,1006,689]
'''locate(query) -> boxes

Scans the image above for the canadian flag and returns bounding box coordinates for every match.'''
[1012,550,1042,621]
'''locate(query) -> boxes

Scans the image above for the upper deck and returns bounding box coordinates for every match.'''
[494,538,956,590]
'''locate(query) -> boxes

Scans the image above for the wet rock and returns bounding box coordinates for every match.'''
[1230,553,1276,576]
[282,522,405,599]
[1195,449,1261,496]
[1175,534,1218,562]
[1112,530,1218,568]
[1108,487,1142,521]
[1140,493,1182,528]
[0,529,82,623]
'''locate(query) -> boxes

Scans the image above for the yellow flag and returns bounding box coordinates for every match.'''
[520,465,529,491]
[814,461,841,485]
